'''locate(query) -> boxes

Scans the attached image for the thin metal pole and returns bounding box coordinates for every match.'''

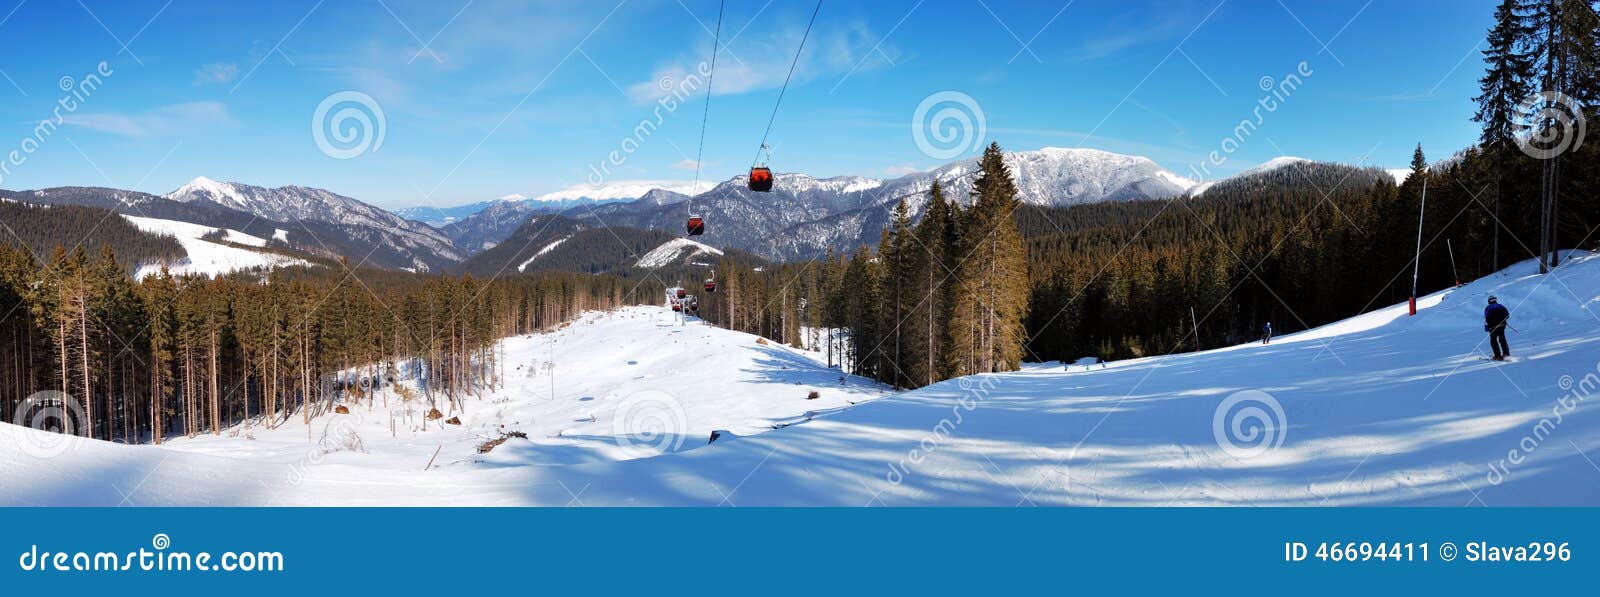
[1447,238,1460,286]
[1410,177,1427,315]
[1190,306,1200,353]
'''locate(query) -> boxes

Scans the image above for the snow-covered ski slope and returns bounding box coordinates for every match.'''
[123,215,308,279]
[0,308,888,505]
[3,253,1598,506]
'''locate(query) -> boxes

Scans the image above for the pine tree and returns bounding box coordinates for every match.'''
[946,142,1030,374]
[1475,0,1537,270]
[839,246,882,378]
[878,199,918,388]
[905,181,954,386]
[1476,0,1537,150]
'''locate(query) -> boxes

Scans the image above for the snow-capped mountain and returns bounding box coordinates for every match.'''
[580,147,1198,261]
[440,180,704,254]
[918,147,1195,206]
[443,199,554,253]
[395,199,504,227]
[536,180,703,202]
[166,177,461,271]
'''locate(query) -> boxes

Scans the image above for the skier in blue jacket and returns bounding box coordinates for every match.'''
[1261,322,1272,345]
[1484,296,1511,361]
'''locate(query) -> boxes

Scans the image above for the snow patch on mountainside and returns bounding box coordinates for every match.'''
[122,215,309,279]
[636,238,723,269]
[518,236,571,271]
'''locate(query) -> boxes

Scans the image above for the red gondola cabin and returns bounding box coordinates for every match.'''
[704,279,716,293]
[748,167,773,192]
[686,216,705,236]
[676,288,687,299]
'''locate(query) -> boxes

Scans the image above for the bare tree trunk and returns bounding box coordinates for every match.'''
[209,326,220,435]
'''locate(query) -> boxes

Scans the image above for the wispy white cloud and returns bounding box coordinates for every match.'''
[193,62,240,85]
[61,102,237,137]
[626,19,900,103]
[1071,8,1198,62]
[883,163,921,176]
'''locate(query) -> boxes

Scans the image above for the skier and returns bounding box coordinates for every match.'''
[1261,322,1273,345]
[1484,295,1511,361]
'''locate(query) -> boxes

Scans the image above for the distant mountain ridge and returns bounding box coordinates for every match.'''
[2,147,1415,272]
[165,177,460,271]
[573,147,1205,261]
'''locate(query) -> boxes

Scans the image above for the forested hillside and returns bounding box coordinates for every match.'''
[0,201,184,270]
[455,215,675,276]
[0,242,660,444]
[693,133,1596,390]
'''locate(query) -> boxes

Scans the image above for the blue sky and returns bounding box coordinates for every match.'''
[0,0,1496,209]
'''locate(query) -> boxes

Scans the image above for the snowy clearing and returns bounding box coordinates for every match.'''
[3,253,1599,506]
[635,238,723,269]
[123,215,310,279]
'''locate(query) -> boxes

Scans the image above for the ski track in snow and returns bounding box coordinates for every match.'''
[518,236,571,271]
[4,253,1600,506]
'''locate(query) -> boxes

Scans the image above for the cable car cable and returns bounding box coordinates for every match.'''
[751,0,823,169]
[689,0,726,223]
